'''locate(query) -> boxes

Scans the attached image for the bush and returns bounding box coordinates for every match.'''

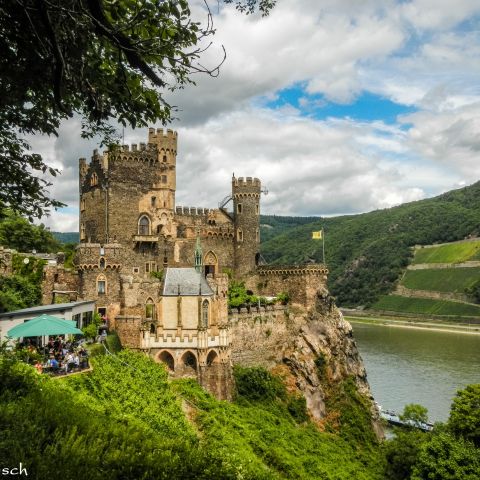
[286,395,309,423]
[234,366,286,402]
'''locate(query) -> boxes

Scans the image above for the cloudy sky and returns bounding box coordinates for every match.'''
[34,0,480,231]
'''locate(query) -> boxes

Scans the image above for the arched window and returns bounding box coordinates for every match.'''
[138,215,150,235]
[162,155,167,163]
[90,172,98,186]
[97,274,106,294]
[237,203,242,214]
[145,298,155,319]
[99,257,106,269]
[151,196,156,207]
[201,300,209,328]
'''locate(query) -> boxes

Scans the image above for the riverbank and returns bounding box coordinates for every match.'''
[344,315,480,335]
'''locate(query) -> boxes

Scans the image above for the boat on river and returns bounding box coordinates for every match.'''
[379,408,434,432]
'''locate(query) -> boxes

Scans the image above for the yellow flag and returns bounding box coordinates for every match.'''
[312,231,322,240]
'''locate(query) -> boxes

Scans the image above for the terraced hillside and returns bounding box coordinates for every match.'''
[370,239,480,319]
[260,181,480,307]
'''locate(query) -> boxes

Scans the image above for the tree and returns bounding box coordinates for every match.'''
[411,432,480,480]
[400,403,429,426]
[383,429,428,480]
[448,384,480,447]
[0,0,274,219]
[0,211,60,253]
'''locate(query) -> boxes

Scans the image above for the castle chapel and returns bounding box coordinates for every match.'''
[66,127,327,398]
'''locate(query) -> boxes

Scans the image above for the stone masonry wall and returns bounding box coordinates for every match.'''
[116,316,142,348]
[245,265,329,309]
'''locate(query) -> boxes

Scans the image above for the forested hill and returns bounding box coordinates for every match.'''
[260,181,480,307]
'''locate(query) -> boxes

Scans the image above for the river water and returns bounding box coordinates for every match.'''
[351,322,480,423]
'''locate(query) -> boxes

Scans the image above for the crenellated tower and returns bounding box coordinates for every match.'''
[232,175,261,277]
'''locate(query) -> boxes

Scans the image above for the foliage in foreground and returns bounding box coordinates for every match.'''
[383,386,480,480]
[174,367,383,479]
[0,350,383,479]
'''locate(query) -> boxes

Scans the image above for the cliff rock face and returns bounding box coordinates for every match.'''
[229,288,382,435]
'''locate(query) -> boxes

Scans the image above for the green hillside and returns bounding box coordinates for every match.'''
[401,268,480,293]
[260,182,480,307]
[412,241,480,264]
[1,349,383,479]
[371,295,480,317]
[52,231,79,244]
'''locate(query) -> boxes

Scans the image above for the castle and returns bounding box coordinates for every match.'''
[43,128,328,399]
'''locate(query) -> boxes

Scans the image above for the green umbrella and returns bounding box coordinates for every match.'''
[7,314,84,338]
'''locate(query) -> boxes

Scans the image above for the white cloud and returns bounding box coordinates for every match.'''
[23,0,480,232]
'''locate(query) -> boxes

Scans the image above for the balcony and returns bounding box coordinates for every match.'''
[133,235,159,243]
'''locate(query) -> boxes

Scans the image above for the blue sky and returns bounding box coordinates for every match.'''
[33,0,480,230]
[264,87,417,124]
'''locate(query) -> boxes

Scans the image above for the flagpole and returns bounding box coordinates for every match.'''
[322,228,325,265]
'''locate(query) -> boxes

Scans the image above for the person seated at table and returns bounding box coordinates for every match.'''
[78,348,88,368]
[48,356,59,371]
[34,361,43,374]
[72,353,80,370]
[64,352,75,373]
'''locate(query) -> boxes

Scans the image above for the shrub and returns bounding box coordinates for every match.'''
[234,366,286,402]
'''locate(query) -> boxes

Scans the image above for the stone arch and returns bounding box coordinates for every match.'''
[181,350,197,371]
[157,350,174,371]
[206,350,219,366]
[138,214,150,235]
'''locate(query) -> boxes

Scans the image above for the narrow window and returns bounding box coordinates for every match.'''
[202,300,209,328]
[237,228,243,242]
[145,262,150,273]
[161,175,167,184]
[97,280,105,294]
[256,228,260,242]
[100,246,105,255]
[80,224,86,240]
[237,203,242,214]
[146,299,155,319]
[163,155,167,163]
[151,196,156,207]
[256,204,259,215]
[99,257,106,269]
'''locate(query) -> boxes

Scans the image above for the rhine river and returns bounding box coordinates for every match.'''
[351,322,480,422]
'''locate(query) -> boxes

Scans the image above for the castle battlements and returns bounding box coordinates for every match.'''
[232,176,261,187]
[175,206,213,216]
[148,127,177,152]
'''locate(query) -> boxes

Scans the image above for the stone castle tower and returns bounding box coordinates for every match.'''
[232,176,261,276]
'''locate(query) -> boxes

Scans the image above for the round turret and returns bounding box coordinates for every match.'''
[232,176,261,277]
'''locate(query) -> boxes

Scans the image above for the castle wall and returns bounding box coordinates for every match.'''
[228,306,289,367]
[41,265,78,305]
[246,265,329,308]
[115,316,142,348]
[0,247,14,276]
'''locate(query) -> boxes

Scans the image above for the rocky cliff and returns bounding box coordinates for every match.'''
[229,287,382,437]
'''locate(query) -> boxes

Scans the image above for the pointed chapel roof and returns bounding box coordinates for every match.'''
[162,268,213,296]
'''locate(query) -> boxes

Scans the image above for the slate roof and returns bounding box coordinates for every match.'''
[163,268,213,296]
